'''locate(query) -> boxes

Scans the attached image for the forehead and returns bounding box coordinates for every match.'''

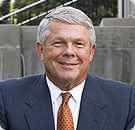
[49,21,89,37]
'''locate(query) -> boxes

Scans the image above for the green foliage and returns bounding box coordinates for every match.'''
[13,0,70,25]
[69,0,117,25]
[13,0,44,25]
[12,0,117,25]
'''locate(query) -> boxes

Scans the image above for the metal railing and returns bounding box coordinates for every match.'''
[18,0,78,26]
[0,0,118,26]
[0,0,46,21]
[0,0,79,25]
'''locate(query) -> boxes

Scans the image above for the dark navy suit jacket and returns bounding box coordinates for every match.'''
[0,74,135,130]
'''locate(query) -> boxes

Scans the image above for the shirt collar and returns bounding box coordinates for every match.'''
[46,76,85,106]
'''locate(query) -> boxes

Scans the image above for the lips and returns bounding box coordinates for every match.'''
[58,62,78,66]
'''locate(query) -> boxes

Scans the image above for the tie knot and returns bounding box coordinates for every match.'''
[61,92,71,103]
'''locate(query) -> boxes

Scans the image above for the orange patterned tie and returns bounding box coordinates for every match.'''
[57,92,74,130]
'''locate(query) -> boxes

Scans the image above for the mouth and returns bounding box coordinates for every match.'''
[58,62,78,66]
[57,61,79,70]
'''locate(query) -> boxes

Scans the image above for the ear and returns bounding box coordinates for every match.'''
[90,43,96,62]
[36,42,44,61]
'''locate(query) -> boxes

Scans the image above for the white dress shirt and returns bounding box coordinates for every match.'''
[46,76,85,130]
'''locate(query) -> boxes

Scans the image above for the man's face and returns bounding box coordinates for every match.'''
[36,21,96,90]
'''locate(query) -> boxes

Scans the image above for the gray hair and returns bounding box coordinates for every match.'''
[37,6,96,45]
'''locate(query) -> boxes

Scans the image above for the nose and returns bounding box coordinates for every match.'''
[63,43,75,57]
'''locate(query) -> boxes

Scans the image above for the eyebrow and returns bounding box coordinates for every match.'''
[52,36,85,42]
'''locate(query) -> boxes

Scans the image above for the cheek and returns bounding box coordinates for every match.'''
[78,49,91,62]
[44,47,62,60]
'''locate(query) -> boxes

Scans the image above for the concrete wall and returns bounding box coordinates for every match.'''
[124,0,135,17]
[100,18,135,26]
[0,25,22,80]
[0,25,135,86]
[91,27,135,85]
[21,26,43,76]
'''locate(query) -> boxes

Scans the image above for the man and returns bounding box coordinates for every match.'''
[0,6,135,130]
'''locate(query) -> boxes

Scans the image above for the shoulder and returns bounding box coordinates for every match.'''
[87,74,133,88]
[87,75,134,95]
[0,74,46,106]
[86,75,135,129]
[0,74,44,92]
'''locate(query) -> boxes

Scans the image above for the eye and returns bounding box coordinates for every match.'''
[53,41,64,47]
[75,42,85,48]
[54,41,61,44]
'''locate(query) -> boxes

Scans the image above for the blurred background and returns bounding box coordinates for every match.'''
[0,0,119,25]
[0,0,135,86]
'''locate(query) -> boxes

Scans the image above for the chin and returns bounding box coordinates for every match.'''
[62,76,76,82]
[59,77,74,83]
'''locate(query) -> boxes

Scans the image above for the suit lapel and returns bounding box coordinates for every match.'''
[24,74,55,130]
[23,74,108,130]
[77,75,107,130]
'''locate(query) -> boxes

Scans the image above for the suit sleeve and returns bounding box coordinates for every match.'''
[125,86,135,130]
[0,85,8,129]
